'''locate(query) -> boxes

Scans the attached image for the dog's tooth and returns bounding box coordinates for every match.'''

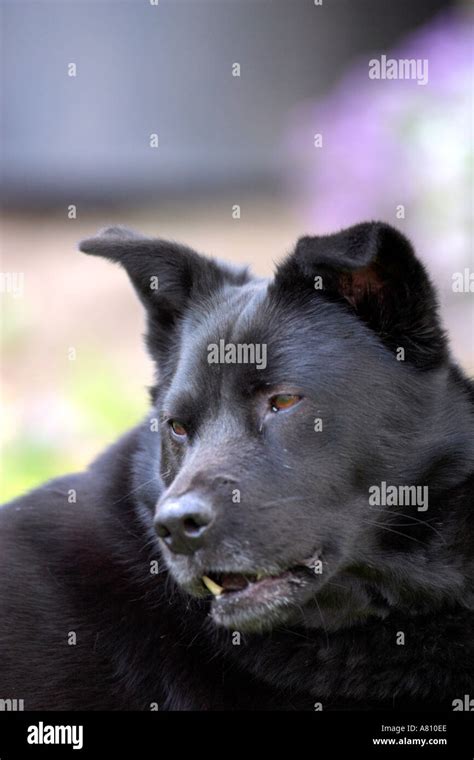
[202,575,224,597]
[256,572,265,581]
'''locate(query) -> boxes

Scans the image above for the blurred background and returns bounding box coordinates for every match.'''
[1,0,472,500]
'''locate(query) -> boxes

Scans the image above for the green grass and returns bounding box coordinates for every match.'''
[1,352,148,502]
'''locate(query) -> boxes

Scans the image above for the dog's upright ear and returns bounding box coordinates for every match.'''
[79,226,249,369]
[272,222,447,369]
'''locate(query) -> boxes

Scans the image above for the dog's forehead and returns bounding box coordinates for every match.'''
[186,279,270,351]
[166,281,270,395]
[206,278,270,329]
[163,280,343,412]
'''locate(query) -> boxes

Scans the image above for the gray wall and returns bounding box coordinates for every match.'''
[1,0,452,203]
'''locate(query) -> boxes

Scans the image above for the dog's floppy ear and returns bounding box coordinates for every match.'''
[273,222,447,369]
[79,226,249,364]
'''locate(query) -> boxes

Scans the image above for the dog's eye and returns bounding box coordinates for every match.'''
[168,420,187,438]
[269,394,302,413]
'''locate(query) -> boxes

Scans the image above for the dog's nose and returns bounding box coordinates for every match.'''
[154,494,214,555]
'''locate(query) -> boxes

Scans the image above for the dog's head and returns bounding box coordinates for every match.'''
[79,223,474,633]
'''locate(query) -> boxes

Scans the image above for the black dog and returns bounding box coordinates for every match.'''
[1,222,473,710]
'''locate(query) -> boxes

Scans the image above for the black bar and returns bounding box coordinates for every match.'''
[0,711,472,758]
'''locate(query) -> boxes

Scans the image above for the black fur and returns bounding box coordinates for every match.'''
[1,222,473,710]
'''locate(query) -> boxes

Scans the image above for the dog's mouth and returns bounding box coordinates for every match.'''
[163,546,325,631]
[195,562,322,631]
[201,569,296,596]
